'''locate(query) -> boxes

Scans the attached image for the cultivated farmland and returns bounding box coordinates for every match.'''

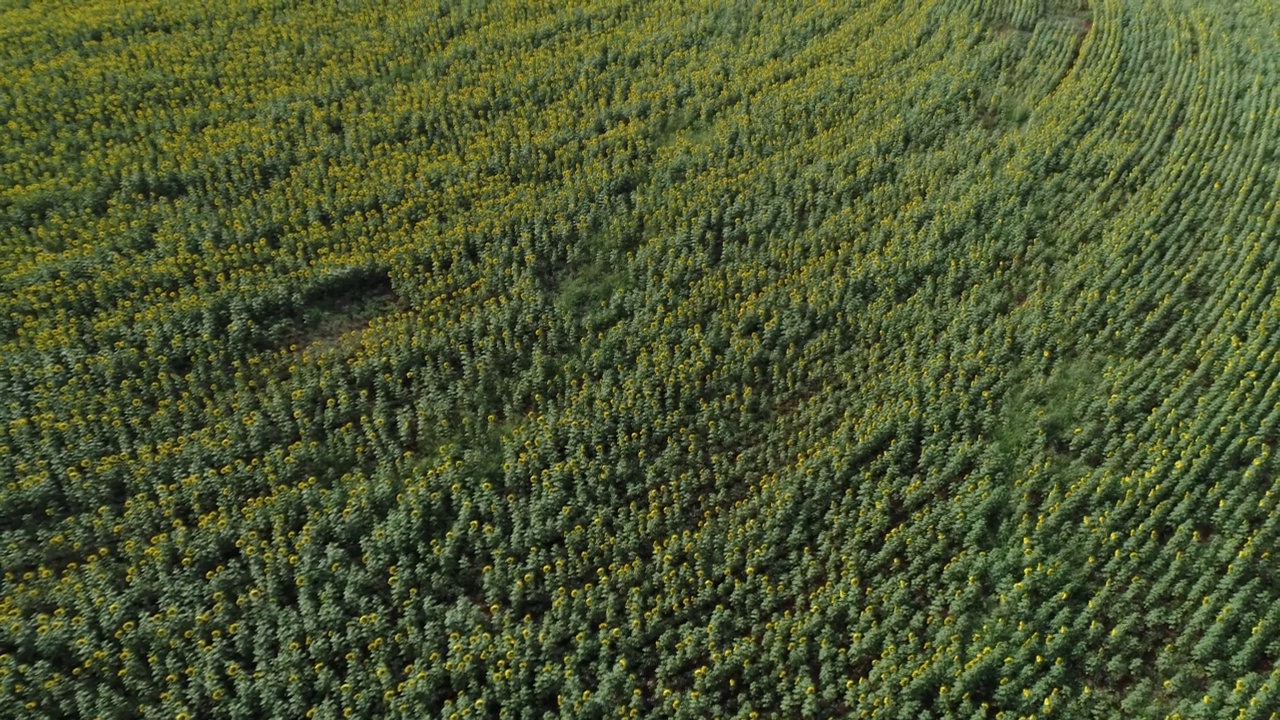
[4,0,1280,717]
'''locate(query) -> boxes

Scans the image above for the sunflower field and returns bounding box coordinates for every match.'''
[4,0,1280,718]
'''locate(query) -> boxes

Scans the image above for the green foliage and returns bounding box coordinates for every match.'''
[4,0,1280,719]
